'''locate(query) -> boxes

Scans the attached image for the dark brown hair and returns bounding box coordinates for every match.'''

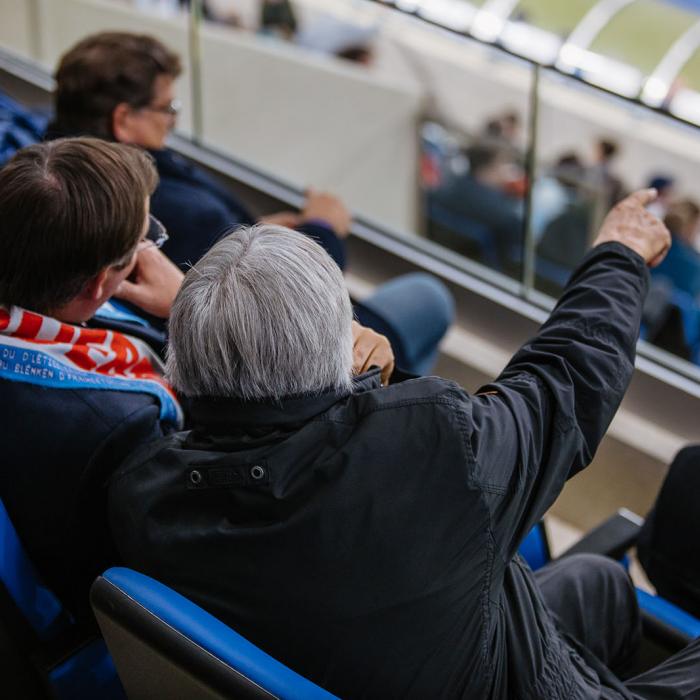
[0,138,158,313]
[52,32,182,139]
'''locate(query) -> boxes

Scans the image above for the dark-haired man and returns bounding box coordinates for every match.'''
[47,32,454,374]
[0,137,184,616]
[428,141,523,269]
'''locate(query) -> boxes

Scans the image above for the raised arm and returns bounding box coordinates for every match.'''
[466,190,670,557]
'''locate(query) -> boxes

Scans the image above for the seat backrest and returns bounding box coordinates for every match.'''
[91,567,339,700]
[0,497,124,700]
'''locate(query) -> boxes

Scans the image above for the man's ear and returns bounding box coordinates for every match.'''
[82,268,110,303]
[112,103,135,144]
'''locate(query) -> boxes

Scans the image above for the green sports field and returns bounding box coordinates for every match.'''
[465,0,700,90]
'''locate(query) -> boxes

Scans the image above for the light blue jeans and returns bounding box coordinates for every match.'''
[354,272,455,376]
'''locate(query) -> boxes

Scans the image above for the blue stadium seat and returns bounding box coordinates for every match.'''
[669,288,700,364]
[0,498,124,699]
[636,589,700,642]
[427,200,503,269]
[0,89,45,166]
[518,521,550,571]
[91,567,339,700]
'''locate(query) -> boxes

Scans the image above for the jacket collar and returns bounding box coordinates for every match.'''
[189,368,383,430]
[147,147,191,176]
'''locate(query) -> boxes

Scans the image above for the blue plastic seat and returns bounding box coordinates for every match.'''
[427,199,503,269]
[0,498,124,699]
[518,521,550,571]
[91,567,339,699]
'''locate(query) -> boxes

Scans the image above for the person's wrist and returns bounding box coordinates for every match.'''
[594,237,647,263]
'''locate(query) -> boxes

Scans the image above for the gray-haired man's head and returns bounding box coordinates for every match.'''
[166,224,354,400]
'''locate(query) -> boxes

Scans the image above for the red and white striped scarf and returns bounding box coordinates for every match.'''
[0,305,183,427]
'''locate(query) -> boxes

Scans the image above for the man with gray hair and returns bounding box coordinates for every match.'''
[166,223,355,400]
[110,192,700,698]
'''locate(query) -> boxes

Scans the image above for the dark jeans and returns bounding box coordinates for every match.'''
[537,554,700,699]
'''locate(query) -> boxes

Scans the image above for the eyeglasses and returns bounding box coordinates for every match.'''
[142,215,170,250]
[142,98,181,116]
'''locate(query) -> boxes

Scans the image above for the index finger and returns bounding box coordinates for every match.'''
[625,188,658,208]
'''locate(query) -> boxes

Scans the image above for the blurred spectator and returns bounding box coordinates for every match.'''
[428,142,523,269]
[47,32,454,374]
[646,175,675,220]
[652,198,700,300]
[482,109,522,150]
[531,152,585,242]
[536,154,593,274]
[588,137,626,210]
[260,0,298,40]
[297,16,377,66]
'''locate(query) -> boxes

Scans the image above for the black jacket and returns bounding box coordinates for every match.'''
[109,242,647,699]
[149,148,346,269]
[0,380,168,618]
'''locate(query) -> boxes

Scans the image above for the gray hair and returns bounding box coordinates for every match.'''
[166,224,354,400]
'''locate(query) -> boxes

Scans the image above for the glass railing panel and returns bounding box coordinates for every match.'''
[380,19,533,283]
[531,68,700,370]
[194,0,533,284]
[195,1,420,236]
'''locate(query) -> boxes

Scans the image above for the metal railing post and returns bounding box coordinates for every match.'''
[188,0,204,144]
[521,63,540,297]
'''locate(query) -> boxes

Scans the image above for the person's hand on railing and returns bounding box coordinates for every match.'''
[593,189,671,268]
[258,211,303,229]
[301,189,352,239]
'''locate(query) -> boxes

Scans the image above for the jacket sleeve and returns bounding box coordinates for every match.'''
[296,222,347,270]
[464,242,648,560]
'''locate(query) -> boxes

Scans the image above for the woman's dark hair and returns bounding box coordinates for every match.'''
[0,138,158,313]
[52,32,182,139]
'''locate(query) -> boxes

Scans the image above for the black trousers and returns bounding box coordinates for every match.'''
[536,554,700,700]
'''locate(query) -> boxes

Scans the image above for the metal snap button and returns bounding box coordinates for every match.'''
[250,465,265,480]
[189,469,203,485]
